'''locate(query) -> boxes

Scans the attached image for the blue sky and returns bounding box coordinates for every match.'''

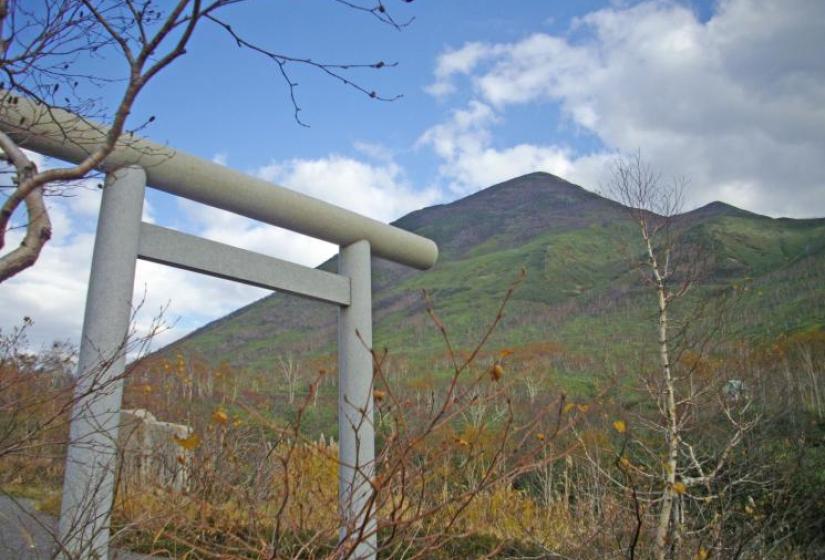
[3,0,824,350]
[133,1,617,193]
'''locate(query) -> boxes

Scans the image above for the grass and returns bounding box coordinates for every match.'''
[1,483,63,515]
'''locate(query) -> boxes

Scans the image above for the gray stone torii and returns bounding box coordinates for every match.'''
[0,98,438,560]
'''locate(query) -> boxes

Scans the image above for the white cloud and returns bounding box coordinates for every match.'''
[353,141,394,163]
[425,0,825,217]
[64,185,103,218]
[417,100,498,163]
[425,42,502,97]
[255,154,441,223]
[0,222,95,349]
[418,101,615,194]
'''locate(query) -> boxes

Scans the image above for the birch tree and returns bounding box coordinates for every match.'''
[277,353,302,405]
[607,153,755,560]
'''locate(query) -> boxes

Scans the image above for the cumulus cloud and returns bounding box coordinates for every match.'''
[0,203,97,348]
[255,154,441,223]
[425,0,825,217]
[417,101,497,162]
[353,141,395,163]
[418,101,614,194]
[425,42,503,98]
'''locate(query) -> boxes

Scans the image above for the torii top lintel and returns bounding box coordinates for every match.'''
[0,94,438,270]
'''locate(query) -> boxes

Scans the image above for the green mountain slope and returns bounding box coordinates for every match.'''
[164,172,825,376]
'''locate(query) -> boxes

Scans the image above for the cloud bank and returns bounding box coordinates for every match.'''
[425,0,825,217]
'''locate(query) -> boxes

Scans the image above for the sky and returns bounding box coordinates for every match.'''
[2,0,824,352]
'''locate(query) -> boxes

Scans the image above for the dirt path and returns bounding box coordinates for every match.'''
[0,495,149,559]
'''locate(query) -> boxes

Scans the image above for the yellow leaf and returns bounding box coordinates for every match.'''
[490,363,504,382]
[695,546,709,560]
[619,457,632,469]
[211,408,228,425]
[498,349,513,358]
[612,420,627,433]
[173,433,201,450]
[454,438,470,447]
[563,402,576,414]
[672,481,687,495]
[576,403,590,413]
[535,433,545,441]
[373,389,386,402]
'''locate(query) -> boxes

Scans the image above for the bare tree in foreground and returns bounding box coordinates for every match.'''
[604,153,756,560]
[0,0,412,282]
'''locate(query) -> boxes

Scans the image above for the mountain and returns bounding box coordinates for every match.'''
[160,172,825,383]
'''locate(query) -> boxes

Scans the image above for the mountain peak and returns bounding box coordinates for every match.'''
[448,172,602,211]
[511,170,570,181]
[394,171,623,259]
[683,200,760,221]
[484,171,582,192]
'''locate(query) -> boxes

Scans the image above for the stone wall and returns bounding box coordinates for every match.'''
[117,409,192,491]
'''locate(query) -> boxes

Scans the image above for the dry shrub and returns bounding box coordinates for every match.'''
[105,276,591,558]
[0,324,74,492]
[446,483,575,548]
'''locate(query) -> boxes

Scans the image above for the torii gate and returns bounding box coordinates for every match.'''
[0,97,438,560]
